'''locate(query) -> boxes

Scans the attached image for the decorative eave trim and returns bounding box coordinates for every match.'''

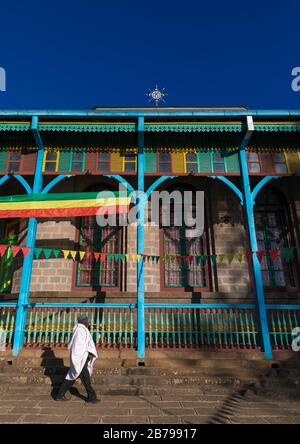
[38,122,136,132]
[255,123,300,132]
[145,123,244,132]
[0,122,31,131]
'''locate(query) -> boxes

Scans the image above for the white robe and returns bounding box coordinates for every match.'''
[66,323,98,381]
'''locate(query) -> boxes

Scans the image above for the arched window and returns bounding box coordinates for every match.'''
[254,188,296,288]
[76,216,120,287]
[160,185,208,290]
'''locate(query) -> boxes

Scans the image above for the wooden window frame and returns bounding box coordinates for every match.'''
[158,152,172,174]
[184,152,198,174]
[211,151,226,173]
[42,150,60,173]
[123,152,137,173]
[72,218,123,292]
[70,151,86,173]
[97,152,111,173]
[272,153,288,174]
[247,152,261,173]
[6,151,23,173]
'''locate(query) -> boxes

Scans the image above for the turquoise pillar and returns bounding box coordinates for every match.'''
[238,116,272,359]
[12,116,44,355]
[137,116,145,358]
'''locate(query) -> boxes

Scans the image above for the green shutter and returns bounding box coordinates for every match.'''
[225,152,240,173]
[58,151,71,172]
[144,152,157,172]
[0,151,8,172]
[198,152,212,172]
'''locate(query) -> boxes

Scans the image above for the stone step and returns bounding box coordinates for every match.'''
[0,366,271,386]
[3,349,272,360]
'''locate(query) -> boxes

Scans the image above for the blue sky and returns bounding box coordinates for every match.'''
[0,0,299,109]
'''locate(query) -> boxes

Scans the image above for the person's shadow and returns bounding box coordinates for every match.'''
[40,347,86,401]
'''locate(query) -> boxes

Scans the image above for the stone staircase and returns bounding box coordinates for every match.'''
[0,349,299,396]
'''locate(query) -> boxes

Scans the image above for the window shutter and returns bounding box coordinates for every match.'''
[58,151,71,172]
[285,153,300,173]
[22,152,37,173]
[144,152,157,172]
[171,152,184,173]
[0,151,8,172]
[85,153,98,173]
[225,152,240,173]
[259,153,274,174]
[111,152,123,172]
[198,152,212,172]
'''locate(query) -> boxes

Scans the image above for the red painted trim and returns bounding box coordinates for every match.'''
[0,205,129,219]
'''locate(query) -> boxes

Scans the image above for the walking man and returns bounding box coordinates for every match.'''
[55,314,99,403]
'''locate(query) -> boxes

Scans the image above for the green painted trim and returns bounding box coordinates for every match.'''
[69,151,86,172]
[145,124,244,132]
[0,123,31,131]
[255,124,300,132]
[0,191,129,203]
[38,123,136,132]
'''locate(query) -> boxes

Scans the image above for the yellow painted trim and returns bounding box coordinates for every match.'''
[42,150,60,172]
[122,153,137,173]
[0,197,130,211]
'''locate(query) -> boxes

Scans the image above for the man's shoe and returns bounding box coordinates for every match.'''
[55,395,70,401]
[86,398,100,404]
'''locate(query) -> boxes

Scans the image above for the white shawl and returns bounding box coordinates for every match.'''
[66,323,98,381]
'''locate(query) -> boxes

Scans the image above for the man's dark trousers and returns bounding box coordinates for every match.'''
[56,357,97,401]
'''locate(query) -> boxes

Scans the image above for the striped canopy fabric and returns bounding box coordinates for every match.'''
[0,192,131,218]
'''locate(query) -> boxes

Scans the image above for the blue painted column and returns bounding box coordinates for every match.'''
[137,116,145,358]
[13,116,44,355]
[238,117,272,360]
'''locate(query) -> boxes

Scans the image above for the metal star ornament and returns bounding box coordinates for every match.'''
[146,85,167,106]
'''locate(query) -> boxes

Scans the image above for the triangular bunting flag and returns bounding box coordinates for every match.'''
[0,245,8,256]
[107,253,113,260]
[201,255,208,265]
[62,250,70,260]
[125,254,130,262]
[94,253,100,261]
[236,252,244,263]
[196,256,201,266]
[70,251,77,261]
[43,249,52,260]
[10,246,20,257]
[79,251,86,261]
[245,251,253,262]
[210,255,217,266]
[52,249,60,258]
[218,254,225,264]
[256,250,265,263]
[154,256,160,263]
[21,247,31,257]
[268,249,280,263]
[282,247,294,262]
[226,253,235,265]
[120,254,125,262]
[34,248,43,259]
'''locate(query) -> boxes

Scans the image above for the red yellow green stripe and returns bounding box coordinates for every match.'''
[0,192,131,219]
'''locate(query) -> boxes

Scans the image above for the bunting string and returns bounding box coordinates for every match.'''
[0,244,299,265]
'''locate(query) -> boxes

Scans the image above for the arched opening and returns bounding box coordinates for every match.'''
[254,187,296,289]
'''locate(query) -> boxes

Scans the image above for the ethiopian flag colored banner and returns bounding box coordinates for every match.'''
[0,192,131,218]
